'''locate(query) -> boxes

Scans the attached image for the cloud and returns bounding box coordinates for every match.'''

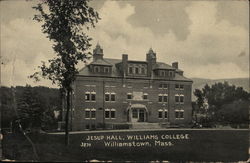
[1,0,248,87]
[87,1,249,79]
[1,18,55,87]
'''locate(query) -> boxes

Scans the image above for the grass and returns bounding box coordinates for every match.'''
[2,129,249,162]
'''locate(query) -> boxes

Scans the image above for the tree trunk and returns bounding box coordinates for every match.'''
[64,89,70,145]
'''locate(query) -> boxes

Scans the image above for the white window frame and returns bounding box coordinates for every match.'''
[105,92,110,102]
[164,109,168,119]
[110,92,116,102]
[90,108,96,119]
[143,93,148,100]
[127,93,132,100]
[110,108,116,119]
[158,109,163,119]
[85,91,91,101]
[85,108,90,119]
[175,109,184,119]
[105,108,110,119]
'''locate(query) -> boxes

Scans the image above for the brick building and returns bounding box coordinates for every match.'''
[71,44,193,130]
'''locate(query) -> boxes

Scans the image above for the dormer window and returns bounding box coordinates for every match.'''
[169,71,173,77]
[135,67,139,74]
[94,66,100,73]
[161,71,165,76]
[129,67,133,74]
[104,67,110,73]
[141,68,145,74]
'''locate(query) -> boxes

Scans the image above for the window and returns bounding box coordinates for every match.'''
[85,92,96,102]
[164,110,168,119]
[104,67,109,73]
[163,95,168,102]
[94,66,100,73]
[91,92,96,101]
[143,93,148,100]
[129,67,133,74]
[132,109,138,118]
[158,94,163,102]
[111,93,116,101]
[159,94,168,103]
[141,68,145,74]
[175,94,184,104]
[111,109,116,119]
[159,84,168,89]
[91,108,96,119]
[180,95,184,103]
[175,110,184,119]
[85,108,96,119]
[135,67,139,74]
[86,124,90,129]
[105,108,116,119]
[127,93,132,100]
[175,84,184,90]
[85,109,90,119]
[158,109,163,119]
[175,95,179,103]
[105,93,110,101]
[105,92,116,102]
[85,92,90,101]
[169,71,173,77]
[180,84,184,90]
[105,109,110,118]
[161,71,165,76]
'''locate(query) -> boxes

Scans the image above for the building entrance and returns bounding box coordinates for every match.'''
[128,104,148,123]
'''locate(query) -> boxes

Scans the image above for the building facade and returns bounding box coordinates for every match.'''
[71,44,193,131]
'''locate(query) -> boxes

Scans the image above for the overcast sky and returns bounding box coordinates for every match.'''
[1,0,249,87]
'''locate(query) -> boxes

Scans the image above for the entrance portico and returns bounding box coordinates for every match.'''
[127,104,148,123]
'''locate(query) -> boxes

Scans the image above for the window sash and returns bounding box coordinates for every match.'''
[163,96,168,102]
[85,93,90,101]
[105,94,110,101]
[85,110,90,118]
[111,110,115,118]
[129,67,133,74]
[127,94,132,100]
[132,109,138,118]
[164,111,168,118]
[105,110,110,118]
[91,94,96,101]
[111,94,116,101]
[91,110,96,118]
[158,111,163,118]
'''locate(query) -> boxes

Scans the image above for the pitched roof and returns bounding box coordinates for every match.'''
[91,59,113,66]
[154,62,175,70]
[78,58,191,82]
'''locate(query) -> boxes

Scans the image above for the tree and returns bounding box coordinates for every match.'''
[30,0,99,145]
[17,85,43,130]
[194,82,250,125]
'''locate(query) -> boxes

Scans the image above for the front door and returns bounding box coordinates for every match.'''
[130,108,146,122]
[138,109,145,122]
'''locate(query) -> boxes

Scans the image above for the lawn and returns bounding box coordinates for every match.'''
[2,129,249,162]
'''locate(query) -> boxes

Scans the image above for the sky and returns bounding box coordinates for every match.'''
[1,0,249,88]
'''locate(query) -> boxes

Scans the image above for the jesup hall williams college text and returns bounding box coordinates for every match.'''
[63,44,193,131]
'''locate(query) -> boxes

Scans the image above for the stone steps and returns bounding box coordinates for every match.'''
[131,122,162,129]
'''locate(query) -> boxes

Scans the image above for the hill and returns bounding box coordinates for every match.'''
[191,77,249,101]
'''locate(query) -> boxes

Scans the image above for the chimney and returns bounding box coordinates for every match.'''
[93,43,103,61]
[122,54,128,76]
[146,48,157,77]
[172,62,178,69]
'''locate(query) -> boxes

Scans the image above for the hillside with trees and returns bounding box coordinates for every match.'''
[193,82,249,128]
[1,85,61,131]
